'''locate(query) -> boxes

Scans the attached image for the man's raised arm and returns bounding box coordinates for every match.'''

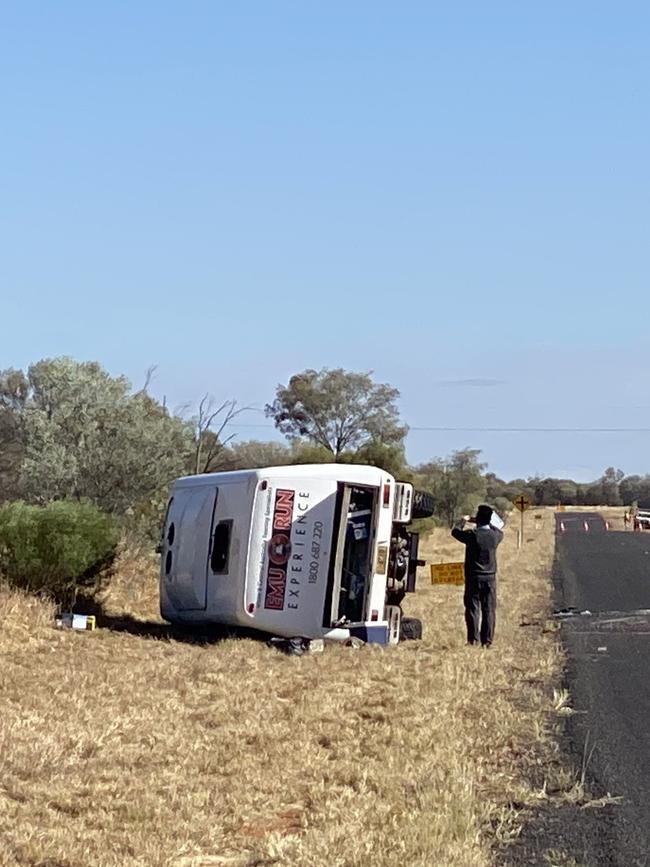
[451,516,473,544]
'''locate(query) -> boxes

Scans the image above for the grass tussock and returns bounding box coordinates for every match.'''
[99,541,163,621]
[1,511,565,867]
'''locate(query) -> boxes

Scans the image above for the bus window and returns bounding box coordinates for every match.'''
[210,520,232,574]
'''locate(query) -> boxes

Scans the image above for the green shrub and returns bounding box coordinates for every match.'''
[410,515,441,536]
[493,496,514,520]
[0,500,119,600]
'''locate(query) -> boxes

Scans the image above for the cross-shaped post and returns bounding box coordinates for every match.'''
[513,494,529,550]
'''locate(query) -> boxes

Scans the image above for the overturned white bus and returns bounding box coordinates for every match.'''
[159,464,431,644]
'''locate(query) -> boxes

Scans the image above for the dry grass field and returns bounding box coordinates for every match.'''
[1,511,572,867]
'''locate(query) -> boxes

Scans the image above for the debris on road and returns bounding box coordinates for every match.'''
[552,607,593,619]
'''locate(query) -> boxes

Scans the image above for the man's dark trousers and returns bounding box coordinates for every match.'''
[464,574,496,646]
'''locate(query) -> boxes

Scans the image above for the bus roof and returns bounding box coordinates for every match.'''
[171,463,392,488]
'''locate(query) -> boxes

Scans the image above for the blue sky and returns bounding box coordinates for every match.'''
[1,1,648,481]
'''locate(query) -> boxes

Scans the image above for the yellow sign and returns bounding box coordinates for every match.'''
[375,545,388,575]
[430,562,464,585]
[513,495,530,512]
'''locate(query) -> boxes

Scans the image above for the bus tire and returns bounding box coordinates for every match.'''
[399,616,423,641]
[411,490,434,519]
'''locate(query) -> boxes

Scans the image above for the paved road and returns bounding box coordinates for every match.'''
[555,513,650,867]
[504,513,650,867]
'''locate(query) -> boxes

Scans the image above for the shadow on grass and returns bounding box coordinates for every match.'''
[71,596,269,645]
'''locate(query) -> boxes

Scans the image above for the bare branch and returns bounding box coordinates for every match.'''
[192,395,252,474]
[141,365,158,394]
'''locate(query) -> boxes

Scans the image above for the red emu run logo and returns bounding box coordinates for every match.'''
[264,489,294,610]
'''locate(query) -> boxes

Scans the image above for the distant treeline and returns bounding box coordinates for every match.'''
[0,359,640,537]
[485,468,645,510]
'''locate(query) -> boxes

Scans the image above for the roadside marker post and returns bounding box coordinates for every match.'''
[513,495,530,549]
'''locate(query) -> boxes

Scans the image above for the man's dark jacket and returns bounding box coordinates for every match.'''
[451,522,504,579]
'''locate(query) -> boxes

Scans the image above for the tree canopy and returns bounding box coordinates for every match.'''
[414,448,487,527]
[0,358,194,513]
[265,368,407,458]
[0,356,645,543]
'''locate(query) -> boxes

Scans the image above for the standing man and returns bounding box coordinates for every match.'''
[452,504,504,648]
